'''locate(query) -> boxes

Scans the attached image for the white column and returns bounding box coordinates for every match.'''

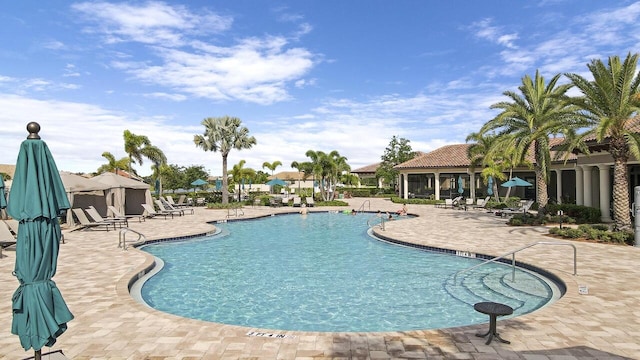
[598,165,612,222]
[575,166,584,206]
[555,169,563,204]
[582,166,592,207]
[434,172,440,200]
[470,172,476,200]
[403,173,409,199]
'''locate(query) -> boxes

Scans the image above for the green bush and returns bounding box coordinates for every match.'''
[507,213,546,226]
[546,203,601,224]
[390,196,440,205]
[549,224,633,245]
[316,200,349,207]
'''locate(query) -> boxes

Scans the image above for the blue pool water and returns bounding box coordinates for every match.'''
[139,212,558,332]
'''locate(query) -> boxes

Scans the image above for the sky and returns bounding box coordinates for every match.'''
[2,1,640,178]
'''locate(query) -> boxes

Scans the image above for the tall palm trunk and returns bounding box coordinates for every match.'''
[535,141,549,215]
[222,154,229,204]
[610,136,631,230]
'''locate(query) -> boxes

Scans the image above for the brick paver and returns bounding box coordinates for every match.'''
[1,198,637,359]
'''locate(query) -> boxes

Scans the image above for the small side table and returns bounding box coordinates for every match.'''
[474,302,513,345]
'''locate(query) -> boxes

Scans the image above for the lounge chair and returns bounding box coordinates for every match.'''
[4,218,19,235]
[87,206,128,228]
[71,208,114,231]
[293,197,302,207]
[0,220,17,258]
[155,200,186,216]
[160,198,194,215]
[141,203,173,219]
[167,195,189,208]
[176,194,187,207]
[269,197,282,207]
[500,199,535,216]
[107,205,144,222]
[305,197,315,207]
[472,196,491,210]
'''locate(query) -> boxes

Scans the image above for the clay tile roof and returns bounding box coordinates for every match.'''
[580,115,640,143]
[269,171,306,181]
[395,144,472,169]
[351,162,381,174]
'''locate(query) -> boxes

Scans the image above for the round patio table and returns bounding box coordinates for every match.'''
[474,302,513,345]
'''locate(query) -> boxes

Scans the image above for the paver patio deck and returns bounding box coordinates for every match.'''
[1,198,638,359]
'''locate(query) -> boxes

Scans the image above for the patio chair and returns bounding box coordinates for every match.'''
[500,199,535,217]
[0,220,17,258]
[4,218,19,235]
[175,194,188,207]
[154,200,184,217]
[293,197,302,207]
[305,197,315,207]
[107,205,144,222]
[141,203,173,220]
[472,196,491,210]
[86,206,128,228]
[160,198,194,215]
[71,208,114,231]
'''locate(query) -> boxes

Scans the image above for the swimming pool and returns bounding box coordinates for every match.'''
[138,212,560,332]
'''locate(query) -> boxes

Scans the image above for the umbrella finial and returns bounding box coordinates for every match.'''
[27,122,41,139]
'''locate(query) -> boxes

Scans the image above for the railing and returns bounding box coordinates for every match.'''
[226,207,245,218]
[367,214,386,231]
[118,228,147,250]
[453,241,577,283]
[357,200,371,213]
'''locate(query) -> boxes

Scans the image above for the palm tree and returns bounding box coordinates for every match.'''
[194,116,257,204]
[305,150,350,201]
[141,144,167,193]
[262,161,282,177]
[565,53,640,230]
[466,132,528,202]
[96,151,129,174]
[123,130,152,174]
[291,160,314,194]
[480,70,580,215]
[466,132,503,202]
[230,160,256,201]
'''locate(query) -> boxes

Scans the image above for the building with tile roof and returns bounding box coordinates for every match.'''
[390,129,640,222]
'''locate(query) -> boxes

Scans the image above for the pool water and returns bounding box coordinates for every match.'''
[139,212,557,332]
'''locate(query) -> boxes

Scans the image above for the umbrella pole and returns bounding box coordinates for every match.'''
[35,349,42,360]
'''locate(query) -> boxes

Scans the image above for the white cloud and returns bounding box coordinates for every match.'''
[111,37,315,104]
[72,1,232,47]
[471,18,519,49]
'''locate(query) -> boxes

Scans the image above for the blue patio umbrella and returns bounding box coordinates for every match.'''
[457,176,464,194]
[154,179,160,196]
[191,178,208,187]
[215,179,222,190]
[266,178,286,186]
[241,178,245,190]
[487,176,494,195]
[501,177,532,188]
[7,123,73,357]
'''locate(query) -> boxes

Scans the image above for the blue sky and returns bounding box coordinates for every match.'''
[2,1,640,177]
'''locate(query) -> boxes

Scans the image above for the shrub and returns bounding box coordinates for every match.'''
[546,203,601,224]
[549,223,633,245]
[507,213,546,226]
[316,200,349,207]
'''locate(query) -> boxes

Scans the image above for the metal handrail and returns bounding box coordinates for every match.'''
[118,228,147,250]
[367,214,386,231]
[453,241,577,283]
[357,200,371,213]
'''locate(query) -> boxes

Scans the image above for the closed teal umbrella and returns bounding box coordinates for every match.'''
[6,123,73,357]
[0,176,7,211]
